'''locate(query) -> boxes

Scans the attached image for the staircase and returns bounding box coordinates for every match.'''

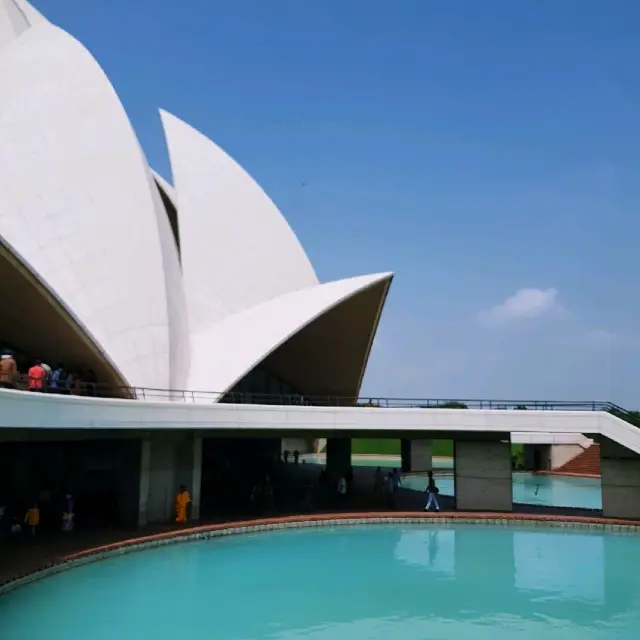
[556,444,601,476]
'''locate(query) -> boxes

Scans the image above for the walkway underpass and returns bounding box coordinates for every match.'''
[0,387,639,526]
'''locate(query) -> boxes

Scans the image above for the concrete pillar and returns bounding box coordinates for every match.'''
[601,437,640,520]
[401,439,432,473]
[454,436,512,512]
[138,437,151,527]
[522,444,550,471]
[190,435,203,521]
[326,438,351,478]
[116,439,143,527]
[138,432,203,526]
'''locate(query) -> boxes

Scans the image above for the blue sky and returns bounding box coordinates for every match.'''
[35,0,640,406]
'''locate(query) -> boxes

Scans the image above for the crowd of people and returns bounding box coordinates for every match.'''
[280,455,442,513]
[0,440,442,543]
[0,351,99,396]
[0,492,75,541]
[1,467,441,542]
[217,462,442,516]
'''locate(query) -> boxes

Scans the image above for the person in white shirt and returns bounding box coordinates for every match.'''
[392,468,403,491]
[337,476,347,507]
[385,472,396,509]
[424,471,440,512]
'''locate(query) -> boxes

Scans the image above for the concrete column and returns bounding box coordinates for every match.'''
[189,435,203,521]
[261,437,283,464]
[454,436,512,512]
[138,432,203,525]
[138,437,151,527]
[401,439,432,473]
[601,437,640,520]
[115,439,143,527]
[326,438,351,478]
[522,444,550,471]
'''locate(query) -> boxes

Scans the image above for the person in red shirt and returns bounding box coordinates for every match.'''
[28,360,46,392]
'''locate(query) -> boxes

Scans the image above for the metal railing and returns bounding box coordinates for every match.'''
[0,375,633,416]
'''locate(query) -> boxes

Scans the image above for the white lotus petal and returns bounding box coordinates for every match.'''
[160,110,319,333]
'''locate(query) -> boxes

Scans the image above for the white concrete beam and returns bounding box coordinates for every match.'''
[0,390,637,455]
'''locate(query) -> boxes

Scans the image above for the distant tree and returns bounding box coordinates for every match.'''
[608,407,640,428]
[424,401,468,409]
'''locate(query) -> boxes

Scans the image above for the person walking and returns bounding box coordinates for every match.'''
[385,472,396,509]
[392,468,403,492]
[61,493,75,532]
[373,467,384,500]
[175,485,191,524]
[337,475,347,508]
[424,470,440,512]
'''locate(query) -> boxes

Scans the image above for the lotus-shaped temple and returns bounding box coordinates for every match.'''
[0,0,392,401]
[2,1,640,531]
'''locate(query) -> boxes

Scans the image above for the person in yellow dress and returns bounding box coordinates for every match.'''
[24,502,40,536]
[175,485,191,524]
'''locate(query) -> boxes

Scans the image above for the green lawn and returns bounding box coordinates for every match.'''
[351,438,524,461]
[351,438,402,456]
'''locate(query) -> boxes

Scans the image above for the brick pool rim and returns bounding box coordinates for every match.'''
[1,511,638,596]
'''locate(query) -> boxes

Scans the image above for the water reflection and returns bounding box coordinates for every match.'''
[514,531,604,602]
[393,524,640,622]
[2,525,640,640]
[395,528,456,578]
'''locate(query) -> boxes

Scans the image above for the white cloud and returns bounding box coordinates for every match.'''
[477,288,560,328]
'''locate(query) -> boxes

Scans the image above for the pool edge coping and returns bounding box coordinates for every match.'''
[1,511,639,596]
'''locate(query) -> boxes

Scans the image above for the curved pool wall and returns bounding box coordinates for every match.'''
[303,454,603,510]
[2,513,638,597]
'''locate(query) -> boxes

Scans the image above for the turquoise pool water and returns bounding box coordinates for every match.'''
[302,453,454,470]
[2,524,639,639]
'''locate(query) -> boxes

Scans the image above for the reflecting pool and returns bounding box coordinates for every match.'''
[1,524,638,639]
[301,453,454,469]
